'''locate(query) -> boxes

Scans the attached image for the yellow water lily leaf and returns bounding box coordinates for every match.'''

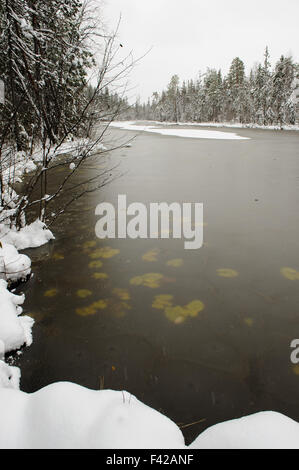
[281,267,299,281]
[76,289,92,298]
[152,294,174,310]
[92,272,109,280]
[113,288,130,300]
[44,288,58,297]
[112,300,132,318]
[164,305,187,323]
[217,268,239,278]
[76,299,107,316]
[52,253,64,261]
[83,240,97,250]
[142,248,159,262]
[130,273,164,288]
[158,296,205,324]
[244,317,254,327]
[88,260,103,269]
[185,300,205,316]
[89,246,120,259]
[166,258,183,267]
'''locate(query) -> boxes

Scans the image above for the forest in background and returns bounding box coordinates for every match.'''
[130,48,299,126]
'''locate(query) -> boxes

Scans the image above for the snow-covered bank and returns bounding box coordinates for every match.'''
[0,220,53,354]
[0,219,54,251]
[0,280,34,353]
[110,121,249,140]
[0,384,184,449]
[0,376,298,448]
[190,411,299,449]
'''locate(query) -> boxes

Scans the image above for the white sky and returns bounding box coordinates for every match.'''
[103,0,299,103]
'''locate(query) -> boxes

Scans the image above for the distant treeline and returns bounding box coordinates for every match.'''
[127,48,299,126]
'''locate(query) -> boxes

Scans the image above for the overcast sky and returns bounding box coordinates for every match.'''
[103,0,299,103]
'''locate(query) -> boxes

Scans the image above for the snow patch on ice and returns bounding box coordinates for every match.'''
[110,121,250,140]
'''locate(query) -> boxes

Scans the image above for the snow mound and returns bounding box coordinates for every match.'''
[0,242,31,281]
[0,384,185,449]
[0,280,34,353]
[0,219,54,250]
[190,411,299,449]
[0,361,20,389]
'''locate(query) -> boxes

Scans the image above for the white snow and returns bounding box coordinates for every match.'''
[0,280,34,353]
[110,121,250,140]
[111,120,299,134]
[189,411,299,449]
[0,361,20,389]
[0,384,185,449]
[0,376,298,448]
[0,242,31,282]
[69,162,76,170]
[0,219,54,250]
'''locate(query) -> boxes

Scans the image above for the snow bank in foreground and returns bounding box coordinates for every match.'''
[0,219,54,251]
[0,384,185,449]
[190,411,299,449]
[0,280,34,353]
[110,121,250,140]
[0,243,31,282]
[0,378,298,448]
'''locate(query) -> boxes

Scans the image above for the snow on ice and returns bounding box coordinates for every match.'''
[110,121,250,140]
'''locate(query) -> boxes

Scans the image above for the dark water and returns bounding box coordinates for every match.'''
[13,124,299,443]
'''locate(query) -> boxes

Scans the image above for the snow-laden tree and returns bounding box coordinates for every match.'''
[0,0,136,228]
[272,55,296,126]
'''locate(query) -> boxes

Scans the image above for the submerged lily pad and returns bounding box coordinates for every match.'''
[166,258,183,267]
[244,317,254,327]
[142,248,159,262]
[89,246,120,259]
[281,267,299,281]
[92,272,109,280]
[52,253,64,261]
[76,299,107,316]
[88,260,103,269]
[44,288,58,297]
[217,268,239,278]
[153,294,205,324]
[83,240,97,250]
[152,294,174,310]
[112,288,130,300]
[76,289,92,298]
[130,273,164,288]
